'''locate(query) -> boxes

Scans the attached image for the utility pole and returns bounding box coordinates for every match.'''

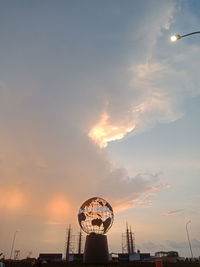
[65,225,71,261]
[10,230,18,259]
[186,220,194,259]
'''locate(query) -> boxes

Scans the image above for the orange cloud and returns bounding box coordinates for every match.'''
[0,187,26,212]
[150,183,171,192]
[113,183,171,213]
[114,199,152,213]
[88,112,134,148]
[161,209,184,216]
[46,195,69,224]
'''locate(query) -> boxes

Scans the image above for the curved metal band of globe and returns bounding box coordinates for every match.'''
[171,31,200,42]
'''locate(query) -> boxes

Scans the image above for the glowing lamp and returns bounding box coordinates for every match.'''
[170,34,181,42]
[170,31,200,42]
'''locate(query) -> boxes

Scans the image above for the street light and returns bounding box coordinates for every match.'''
[171,31,200,42]
[186,220,193,259]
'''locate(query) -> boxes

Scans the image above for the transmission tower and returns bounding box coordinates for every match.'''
[65,225,75,261]
[121,233,127,253]
[126,222,131,254]
[129,225,135,253]
[77,229,83,254]
[122,223,136,254]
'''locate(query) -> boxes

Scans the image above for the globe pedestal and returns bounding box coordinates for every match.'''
[84,233,109,264]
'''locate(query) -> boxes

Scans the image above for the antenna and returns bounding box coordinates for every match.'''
[126,222,131,254]
[65,225,71,261]
[129,225,135,253]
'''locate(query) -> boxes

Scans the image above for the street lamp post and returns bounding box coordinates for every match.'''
[171,31,200,42]
[186,220,194,259]
[10,230,18,259]
[170,31,198,259]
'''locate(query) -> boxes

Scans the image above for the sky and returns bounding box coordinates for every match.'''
[0,0,200,259]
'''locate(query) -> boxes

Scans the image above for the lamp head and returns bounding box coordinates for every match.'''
[170,34,181,42]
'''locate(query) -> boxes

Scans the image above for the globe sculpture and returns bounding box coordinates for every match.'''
[78,197,114,235]
[78,197,114,264]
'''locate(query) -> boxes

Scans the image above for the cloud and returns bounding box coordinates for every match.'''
[166,239,200,249]
[87,6,200,148]
[141,242,166,250]
[88,112,134,148]
[105,171,171,213]
[1,0,200,257]
[88,49,200,147]
[0,187,26,212]
[161,209,184,216]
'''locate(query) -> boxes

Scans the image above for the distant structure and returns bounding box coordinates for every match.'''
[122,223,135,254]
[65,225,71,261]
[77,229,83,254]
[65,225,84,261]
[129,225,135,253]
[39,253,62,262]
[65,225,75,261]
[27,251,32,259]
[155,251,182,263]
[14,250,20,260]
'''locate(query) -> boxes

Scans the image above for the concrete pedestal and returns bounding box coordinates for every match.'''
[83,233,109,264]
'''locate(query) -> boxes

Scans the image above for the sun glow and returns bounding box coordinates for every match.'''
[46,195,69,224]
[88,113,134,148]
[0,187,25,211]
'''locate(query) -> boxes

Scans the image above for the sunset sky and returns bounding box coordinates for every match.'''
[0,0,200,259]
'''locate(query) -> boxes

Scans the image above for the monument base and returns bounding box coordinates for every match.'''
[83,233,109,264]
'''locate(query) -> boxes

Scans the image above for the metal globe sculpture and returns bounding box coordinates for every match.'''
[78,197,114,235]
